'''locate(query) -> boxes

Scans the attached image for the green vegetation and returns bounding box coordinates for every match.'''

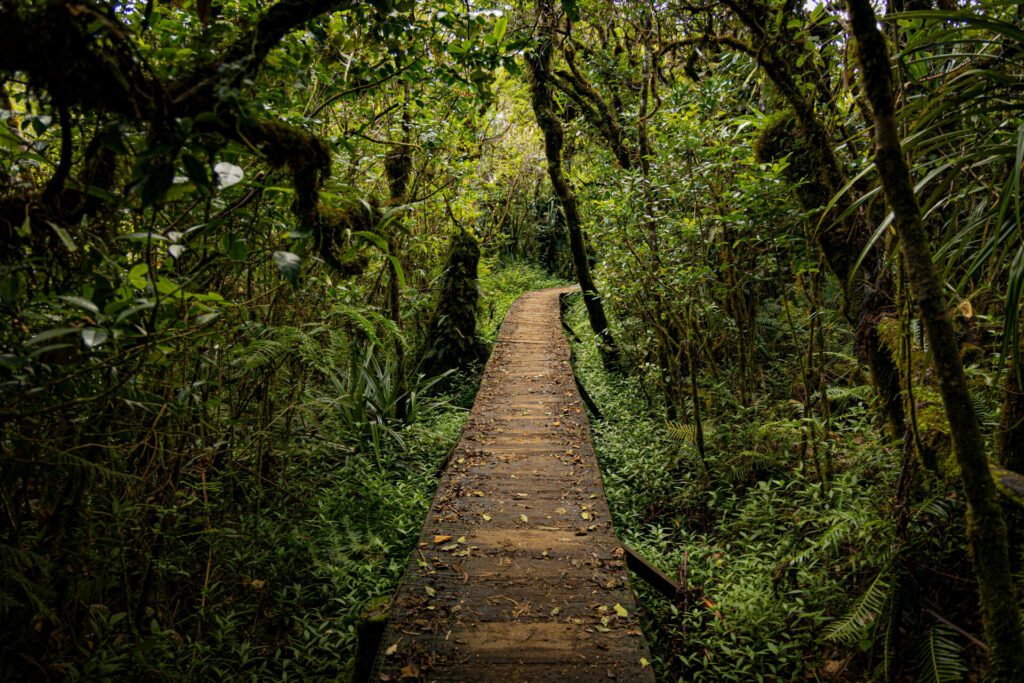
[4,0,1024,679]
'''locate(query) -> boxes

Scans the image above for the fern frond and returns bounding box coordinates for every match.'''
[666,421,696,444]
[915,623,967,683]
[824,571,892,645]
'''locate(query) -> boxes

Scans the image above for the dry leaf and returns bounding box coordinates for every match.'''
[424,586,436,597]
[613,603,628,618]
[433,535,452,544]
[482,513,492,522]
[519,514,528,523]
[384,642,399,656]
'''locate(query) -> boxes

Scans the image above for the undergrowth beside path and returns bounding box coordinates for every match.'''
[565,295,977,681]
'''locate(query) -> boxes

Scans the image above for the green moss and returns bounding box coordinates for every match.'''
[313,200,379,274]
[754,108,829,211]
[421,230,487,376]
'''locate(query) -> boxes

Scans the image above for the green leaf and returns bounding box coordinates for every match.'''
[493,14,508,43]
[81,328,108,349]
[129,264,150,289]
[58,295,100,317]
[16,214,31,238]
[353,230,388,251]
[25,327,79,346]
[387,255,406,290]
[48,223,78,252]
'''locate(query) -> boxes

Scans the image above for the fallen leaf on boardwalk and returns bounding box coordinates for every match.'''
[384,642,399,656]
[555,507,567,515]
[519,514,528,523]
[640,657,650,668]
[550,606,561,616]
[626,629,642,636]
[440,543,459,551]
[471,490,484,497]
[433,535,452,544]
[456,536,466,543]
[613,603,629,618]
[424,586,436,597]
[581,511,591,521]
[482,513,492,522]
[400,662,421,679]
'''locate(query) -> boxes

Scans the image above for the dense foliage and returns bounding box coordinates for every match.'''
[2,0,1024,680]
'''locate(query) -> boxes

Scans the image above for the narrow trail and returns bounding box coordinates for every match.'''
[374,287,654,681]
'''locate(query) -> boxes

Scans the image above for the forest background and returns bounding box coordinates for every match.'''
[2,0,1024,680]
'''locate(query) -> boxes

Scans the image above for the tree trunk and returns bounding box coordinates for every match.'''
[847,0,1024,676]
[525,0,620,371]
[999,361,1024,474]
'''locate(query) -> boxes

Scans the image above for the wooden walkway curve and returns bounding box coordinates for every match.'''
[374,287,654,682]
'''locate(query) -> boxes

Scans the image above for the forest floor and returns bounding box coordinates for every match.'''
[375,287,654,681]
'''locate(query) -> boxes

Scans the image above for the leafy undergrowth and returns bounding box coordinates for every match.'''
[52,263,563,681]
[565,296,977,681]
[478,258,567,341]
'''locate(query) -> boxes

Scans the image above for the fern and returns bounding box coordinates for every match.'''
[915,623,967,683]
[824,570,892,645]
[819,384,874,410]
[665,420,715,446]
[666,420,697,444]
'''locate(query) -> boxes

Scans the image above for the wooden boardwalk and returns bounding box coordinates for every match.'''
[374,287,654,682]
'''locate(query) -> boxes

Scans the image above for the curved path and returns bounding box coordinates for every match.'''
[375,287,654,681]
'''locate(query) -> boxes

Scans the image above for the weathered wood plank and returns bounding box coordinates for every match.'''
[373,287,654,682]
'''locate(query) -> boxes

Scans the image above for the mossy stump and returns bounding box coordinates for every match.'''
[421,229,487,376]
[352,595,392,682]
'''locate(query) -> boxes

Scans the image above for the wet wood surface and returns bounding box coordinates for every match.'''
[374,287,654,682]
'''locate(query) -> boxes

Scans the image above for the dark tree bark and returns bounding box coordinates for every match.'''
[999,359,1024,474]
[421,230,486,376]
[846,0,1024,676]
[525,0,620,370]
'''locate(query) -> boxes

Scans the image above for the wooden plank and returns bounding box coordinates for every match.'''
[373,288,654,682]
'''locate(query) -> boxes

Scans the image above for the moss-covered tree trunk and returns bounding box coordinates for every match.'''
[999,356,1024,474]
[421,229,486,376]
[525,0,620,371]
[384,83,413,419]
[847,0,1024,676]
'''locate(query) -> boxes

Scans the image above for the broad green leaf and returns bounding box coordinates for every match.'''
[81,328,108,349]
[128,264,150,289]
[58,295,100,316]
[48,223,78,252]
[25,327,79,346]
[493,14,508,43]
